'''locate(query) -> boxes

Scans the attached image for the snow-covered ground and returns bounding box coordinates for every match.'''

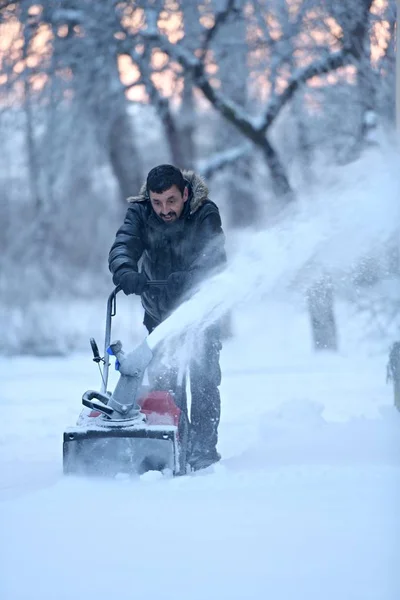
[2,150,400,599]
[1,298,399,600]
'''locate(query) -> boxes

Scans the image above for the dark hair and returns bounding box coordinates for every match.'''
[146,164,186,196]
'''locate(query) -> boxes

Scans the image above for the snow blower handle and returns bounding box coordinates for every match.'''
[101,281,168,393]
[90,338,102,363]
[105,280,168,346]
[82,390,114,417]
[113,280,168,297]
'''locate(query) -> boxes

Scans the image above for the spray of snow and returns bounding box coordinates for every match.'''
[148,151,400,359]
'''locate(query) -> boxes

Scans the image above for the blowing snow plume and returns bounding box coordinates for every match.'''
[147,150,400,361]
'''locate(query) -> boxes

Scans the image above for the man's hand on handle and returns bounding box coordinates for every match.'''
[119,272,148,296]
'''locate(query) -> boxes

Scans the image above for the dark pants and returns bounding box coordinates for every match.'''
[144,313,222,452]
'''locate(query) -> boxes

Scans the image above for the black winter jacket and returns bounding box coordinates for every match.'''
[108,171,226,325]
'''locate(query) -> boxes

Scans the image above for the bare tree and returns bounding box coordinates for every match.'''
[0,0,395,354]
[51,1,144,205]
[327,0,376,161]
[141,0,376,199]
[21,5,42,212]
[178,0,202,169]
[210,2,259,227]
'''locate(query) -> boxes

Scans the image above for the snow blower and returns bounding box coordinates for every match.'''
[63,285,189,477]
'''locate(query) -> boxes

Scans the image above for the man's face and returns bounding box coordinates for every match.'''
[149,185,188,223]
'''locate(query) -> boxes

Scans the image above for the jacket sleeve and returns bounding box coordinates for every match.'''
[188,204,227,282]
[108,206,145,286]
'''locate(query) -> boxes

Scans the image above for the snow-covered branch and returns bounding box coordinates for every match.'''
[197,143,252,179]
[143,27,291,196]
[143,29,258,134]
[199,0,238,57]
[258,49,348,133]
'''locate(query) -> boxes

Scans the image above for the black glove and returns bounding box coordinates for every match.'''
[166,271,193,296]
[119,272,148,296]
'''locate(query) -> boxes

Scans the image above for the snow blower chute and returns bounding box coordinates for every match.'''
[63,285,189,477]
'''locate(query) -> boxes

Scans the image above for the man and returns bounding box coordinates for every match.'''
[108,164,226,471]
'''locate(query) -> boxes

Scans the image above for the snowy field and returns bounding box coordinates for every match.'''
[2,153,400,599]
[1,299,400,600]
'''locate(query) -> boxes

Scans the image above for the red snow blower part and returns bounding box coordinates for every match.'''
[63,285,189,477]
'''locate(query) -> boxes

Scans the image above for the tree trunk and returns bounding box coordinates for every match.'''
[24,78,42,212]
[163,102,187,169]
[109,111,144,203]
[139,37,186,169]
[387,342,400,412]
[179,1,200,170]
[331,0,375,162]
[307,277,338,351]
[214,19,260,227]
[296,101,314,186]
[22,16,42,213]
[260,137,294,200]
[179,77,196,170]
[63,2,144,205]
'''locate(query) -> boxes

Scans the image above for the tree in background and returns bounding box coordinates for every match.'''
[0,0,395,354]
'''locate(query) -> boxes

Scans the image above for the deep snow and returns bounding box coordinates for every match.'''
[1,151,400,599]
[1,299,400,600]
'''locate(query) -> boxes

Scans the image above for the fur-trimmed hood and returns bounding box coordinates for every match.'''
[127,170,209,215]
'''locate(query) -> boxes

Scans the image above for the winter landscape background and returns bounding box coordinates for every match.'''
[1,2,400,599]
